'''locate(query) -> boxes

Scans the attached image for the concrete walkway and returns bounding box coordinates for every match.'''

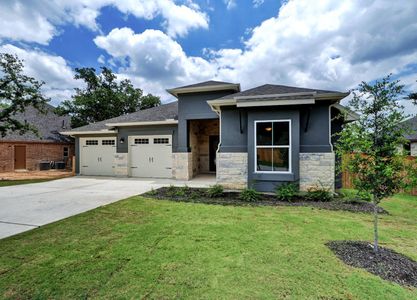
[0,175,215,239]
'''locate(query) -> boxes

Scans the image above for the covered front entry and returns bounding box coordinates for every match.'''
[129,135,172,178]
[189,119,219,177]
[80,137,116,176]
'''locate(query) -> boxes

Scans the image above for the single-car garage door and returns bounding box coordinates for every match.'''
[129,135,172,178]
[80,137,116,176]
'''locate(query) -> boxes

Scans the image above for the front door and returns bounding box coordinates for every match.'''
[209,135,219,172]
[14,145,26,169]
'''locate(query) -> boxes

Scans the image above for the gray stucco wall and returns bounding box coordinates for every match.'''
[116,125,178,153]
[220,102,333,154]
[177,91,234,152]
[247,109,300,192]
[219,107,247,152]
[299,102,333,153]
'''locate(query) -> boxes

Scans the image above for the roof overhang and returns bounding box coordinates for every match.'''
[332,103,360,122]
[105,119,178,127]
[207,91,350,110]
[167,83,241,98]
[60,130,117,136]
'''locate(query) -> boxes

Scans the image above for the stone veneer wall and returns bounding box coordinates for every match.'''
[299,152,335,192]
[172,152,193,180]
[114,153,128,176]
[216,152,248,189]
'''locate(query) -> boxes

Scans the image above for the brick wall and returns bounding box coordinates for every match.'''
[0,142,74,172]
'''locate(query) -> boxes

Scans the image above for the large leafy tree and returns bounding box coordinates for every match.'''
[57,67,161,128]
[336,75,417,254]
[0,53,48,137]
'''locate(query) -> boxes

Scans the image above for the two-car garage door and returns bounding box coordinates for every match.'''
[129,135,172,178]
[80,137,116,176]
[79,135,172,178]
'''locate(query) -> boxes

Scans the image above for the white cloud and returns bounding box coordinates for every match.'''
[94,0,417,103]
[94,27,216,99]
[0,0,208,44]
[224,0,236,10]
[0,44,78,105]
[253,0,264,8]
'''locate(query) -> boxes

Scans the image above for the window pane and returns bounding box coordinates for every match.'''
[273,122,289,145]
[256,148,272,171]
[256,122,272,145]
[273,148,289,172]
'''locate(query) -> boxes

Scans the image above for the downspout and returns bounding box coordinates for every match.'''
[329,103,336,152]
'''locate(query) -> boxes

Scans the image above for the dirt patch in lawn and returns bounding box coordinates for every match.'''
[144,187,388,214]
[327,241,417,288]
[0,171,72,180]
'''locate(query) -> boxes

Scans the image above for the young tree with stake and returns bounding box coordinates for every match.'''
[336,75,417,254]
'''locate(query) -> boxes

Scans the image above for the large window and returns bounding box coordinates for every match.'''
[255,120,291,173]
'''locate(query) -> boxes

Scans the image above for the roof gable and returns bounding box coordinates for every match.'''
[69,101,178,133]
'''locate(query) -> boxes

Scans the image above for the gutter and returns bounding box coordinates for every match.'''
[60,130,116,136]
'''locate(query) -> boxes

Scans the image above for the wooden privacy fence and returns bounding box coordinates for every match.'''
[341,155,417,196]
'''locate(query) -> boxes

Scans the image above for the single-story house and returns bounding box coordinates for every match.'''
[401,115,417,156]
[0,104,74,172]
[62,81,353,192]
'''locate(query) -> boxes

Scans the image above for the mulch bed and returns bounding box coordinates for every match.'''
[327,241,417,288]
[143,187,388,214]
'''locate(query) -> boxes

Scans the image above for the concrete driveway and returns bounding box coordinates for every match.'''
[0,175,214,239]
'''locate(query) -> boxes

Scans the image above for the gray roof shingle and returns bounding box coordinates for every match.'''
[70,101,178,132]
[0,103,72,143]
[170,80,237,90]
[217,84,344,100]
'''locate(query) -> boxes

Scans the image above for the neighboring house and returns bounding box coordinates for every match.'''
[402,115,417,156]
[62,80,352,192]
[0,104,74,172]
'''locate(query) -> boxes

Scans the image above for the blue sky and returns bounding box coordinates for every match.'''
[0,0,416,110]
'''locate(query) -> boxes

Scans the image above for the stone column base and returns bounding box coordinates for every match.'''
[216,152,248,189]
[173,152,193,180]
[299,152,335,192]
[114,153,128,176]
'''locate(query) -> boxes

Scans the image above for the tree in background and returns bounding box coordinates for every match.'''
[335,75,417,254]
[0,53,48,137]
[57,67,161,128]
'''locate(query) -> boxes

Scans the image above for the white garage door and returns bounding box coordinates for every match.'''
[80,137,116,176]
[129,135,172,178]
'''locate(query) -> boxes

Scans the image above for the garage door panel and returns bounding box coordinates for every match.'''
[129,135,172,178]
[80,138,116,176]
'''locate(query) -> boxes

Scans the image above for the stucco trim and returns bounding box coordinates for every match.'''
[167,84,240,97]
[60,130,116,136]
[105,120,178,127]
[237,99,315,107]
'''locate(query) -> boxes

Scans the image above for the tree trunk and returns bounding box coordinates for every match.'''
[373,197,379,254]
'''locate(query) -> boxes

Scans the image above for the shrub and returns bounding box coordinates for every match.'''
[148,188,157,196]
[166,185,181,197]
[206,184,224,198]
[305,183,333,202]
[175,185,190,197]
[240,188,260,202]
[338,189,372,203]
[275,183,298,201]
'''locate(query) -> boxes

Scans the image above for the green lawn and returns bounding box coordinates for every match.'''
[0,179,56,187]
[0,194,416,299]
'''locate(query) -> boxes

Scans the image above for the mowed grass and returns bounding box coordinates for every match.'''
[0,179,55,187]
[0,194,416,299]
